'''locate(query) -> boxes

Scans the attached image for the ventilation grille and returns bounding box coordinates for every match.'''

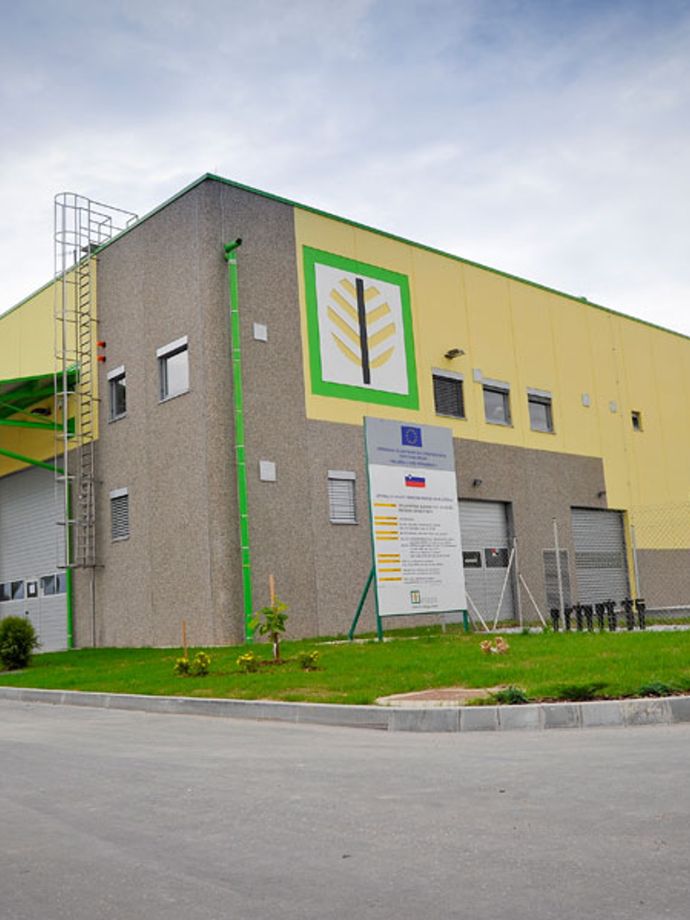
[433,375,464,418]
[328,478,356,524]
[110,493,130,541]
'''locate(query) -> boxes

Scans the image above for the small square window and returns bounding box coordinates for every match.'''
[0,583,10,602]
[40,574,66,596]
[157,337,189,401]
[528,392,553,432]
[110,489,130,541]
[631,410,642,431]
[483,385,511,425]
[433,373,465,419]
[108,367,127,420]
[328,471,357,524]
[11,580,25,600]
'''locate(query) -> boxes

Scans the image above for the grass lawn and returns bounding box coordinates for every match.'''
[1,629,689,705]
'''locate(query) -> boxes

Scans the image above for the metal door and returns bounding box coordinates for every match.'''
[0,466,68,651]
[571,508,629,605]
[459,500,514,621]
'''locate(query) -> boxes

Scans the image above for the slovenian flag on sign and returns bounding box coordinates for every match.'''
[405,475,426,488]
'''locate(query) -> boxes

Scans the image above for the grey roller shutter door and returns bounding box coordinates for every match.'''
[571,508,629,605]
[459,500,514,621]
[0,466,68,651]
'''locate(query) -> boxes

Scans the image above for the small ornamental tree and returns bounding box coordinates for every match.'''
[249,598,288,662]
[0,616,39,670]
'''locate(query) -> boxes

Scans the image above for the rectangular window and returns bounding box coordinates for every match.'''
[0,582,24,602]
[40,574,67,596]
[110,488,130,541]
[483,383,511,425]
[433,371,465,419]
[327,471,357,524]
[157,336,189,401]
[108,365,127,420]
[631,410,642,431]
[528,390,553,433]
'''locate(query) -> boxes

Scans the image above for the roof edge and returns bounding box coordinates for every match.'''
[2,172,687,344]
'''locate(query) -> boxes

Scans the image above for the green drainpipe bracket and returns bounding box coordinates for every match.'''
[224,239,254,643]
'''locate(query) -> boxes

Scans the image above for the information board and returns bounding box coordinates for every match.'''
[364,417,467,617]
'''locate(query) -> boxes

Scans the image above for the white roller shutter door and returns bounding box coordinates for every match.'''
[0,466,68,651]
[459,500,514,621]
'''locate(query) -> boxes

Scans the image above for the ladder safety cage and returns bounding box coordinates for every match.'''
[53,193,137,569]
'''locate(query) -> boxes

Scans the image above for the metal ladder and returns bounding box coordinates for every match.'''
[53,193,137,570]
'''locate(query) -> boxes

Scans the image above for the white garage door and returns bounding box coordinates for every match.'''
[0,466,68,652]
[459,500,514,622]
[571,507,629,605]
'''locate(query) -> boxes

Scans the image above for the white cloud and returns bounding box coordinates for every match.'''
[1,0,689,336]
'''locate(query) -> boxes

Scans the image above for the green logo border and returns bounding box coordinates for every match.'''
[302,246,419,409]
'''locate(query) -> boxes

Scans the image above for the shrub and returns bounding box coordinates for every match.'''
[0,616,39,670]
[174,656,191,676]
[237,651,260,673]
[174,651,211,677]
[297,650,320,671]
[249,598,289,661]
[492,686,529,705]
[555,681,607,702]
[636,681,676,698]
[190,651,211,676]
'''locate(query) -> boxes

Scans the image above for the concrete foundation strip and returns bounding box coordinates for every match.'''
[1,686,690,732]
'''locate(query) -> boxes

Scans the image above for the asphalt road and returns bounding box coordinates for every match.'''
[1,701,688,920]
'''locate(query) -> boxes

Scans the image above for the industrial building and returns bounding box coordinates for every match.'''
[1,173,689,650]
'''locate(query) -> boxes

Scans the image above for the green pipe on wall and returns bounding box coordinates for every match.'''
[223,238,254,642]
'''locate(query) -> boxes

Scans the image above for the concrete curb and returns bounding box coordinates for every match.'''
[2,686,690,732]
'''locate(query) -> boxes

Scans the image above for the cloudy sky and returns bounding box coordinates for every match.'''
[1,0,689,334]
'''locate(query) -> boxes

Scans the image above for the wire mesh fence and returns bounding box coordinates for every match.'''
[629,501,690,627]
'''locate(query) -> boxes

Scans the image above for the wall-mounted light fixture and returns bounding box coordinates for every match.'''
[597,490,606,498]
[444,347,465,360]
[472,478,483,488]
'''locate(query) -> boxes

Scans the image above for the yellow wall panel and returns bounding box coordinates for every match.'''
[294,207,690,548]
[0,265,98,477]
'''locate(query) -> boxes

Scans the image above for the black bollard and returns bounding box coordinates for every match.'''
[575,604,584,631]
[583,604,594,631]
[623,598,635,631]
[595,603,606,630]
[550,608,560,631]
[564,606,572,631]
[606,600,617,631]
[635,598,646,630]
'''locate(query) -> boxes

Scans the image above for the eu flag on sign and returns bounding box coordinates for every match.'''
[401,426,422,448]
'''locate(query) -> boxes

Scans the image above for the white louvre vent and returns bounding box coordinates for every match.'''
[110,490,130,541]
[327,472,356,524]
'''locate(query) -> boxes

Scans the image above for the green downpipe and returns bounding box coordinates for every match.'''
[223,238,254,642]
[0,447,74,648]
[65,483,74,649]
